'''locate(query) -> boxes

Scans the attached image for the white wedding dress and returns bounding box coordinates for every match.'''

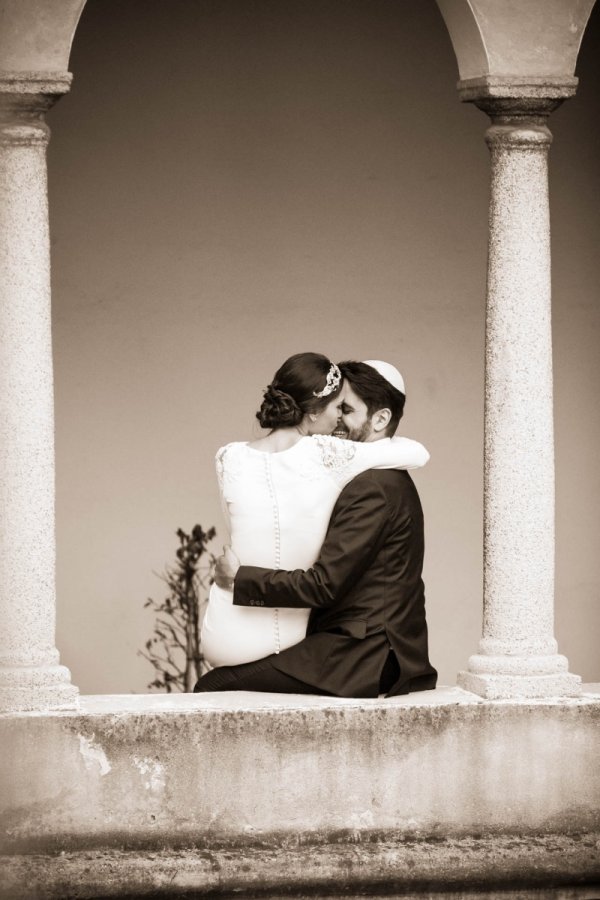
[200,434,429,667]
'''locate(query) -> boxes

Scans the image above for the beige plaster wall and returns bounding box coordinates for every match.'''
[46,0,600,695]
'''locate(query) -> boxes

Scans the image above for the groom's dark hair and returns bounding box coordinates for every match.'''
[338,361,405,437]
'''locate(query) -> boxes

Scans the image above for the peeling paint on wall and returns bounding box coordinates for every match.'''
[132,756,165,792]
[78,734,111,776]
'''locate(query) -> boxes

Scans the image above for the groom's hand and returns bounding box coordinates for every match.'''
[214,545,240,590]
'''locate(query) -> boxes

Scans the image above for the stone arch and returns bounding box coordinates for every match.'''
[436,0,595,83]
[0,0,86,74]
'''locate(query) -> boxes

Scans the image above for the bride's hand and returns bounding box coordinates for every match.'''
[214,545,240,590]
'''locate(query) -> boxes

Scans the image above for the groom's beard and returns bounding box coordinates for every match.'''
[346,420,372,443]
[332,420,371,442]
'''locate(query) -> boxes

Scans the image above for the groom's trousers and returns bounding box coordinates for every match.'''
[193,655,327,694]
[193,649,400,695]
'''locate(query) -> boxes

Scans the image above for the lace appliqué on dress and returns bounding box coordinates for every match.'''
[312,435,358,484]
[215,443,247,495]
[215,446,228,494]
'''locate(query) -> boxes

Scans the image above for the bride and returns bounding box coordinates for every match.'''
[200,351,429,668]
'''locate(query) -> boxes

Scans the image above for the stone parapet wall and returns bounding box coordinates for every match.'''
[1,687,600,895]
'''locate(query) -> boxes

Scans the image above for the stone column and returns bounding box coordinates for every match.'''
[458,95,581,699]
[0,74,79,711]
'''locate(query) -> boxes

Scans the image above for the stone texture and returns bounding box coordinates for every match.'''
[482,122,555,652]
[0,84,78,712]
[2,836,600,899]
[458,76,578,105]
[0,689,599,896]
[457,105,580,700]
[435,1,595,699]
[436,0,596,83]
[0,1,86,73]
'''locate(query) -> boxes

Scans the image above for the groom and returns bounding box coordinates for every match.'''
[194,360,437,698]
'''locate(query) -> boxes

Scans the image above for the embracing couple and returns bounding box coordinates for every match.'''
[194,353,437,698]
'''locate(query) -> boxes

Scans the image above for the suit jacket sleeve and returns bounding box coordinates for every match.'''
[233,474,391,609]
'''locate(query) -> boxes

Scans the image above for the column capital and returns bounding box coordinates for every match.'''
[458,76,577,124]
[0,71,72,121]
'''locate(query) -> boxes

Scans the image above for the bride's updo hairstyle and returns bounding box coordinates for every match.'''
[257,352,342,430]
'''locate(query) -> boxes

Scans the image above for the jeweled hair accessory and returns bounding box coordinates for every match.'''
[313,363,341,398]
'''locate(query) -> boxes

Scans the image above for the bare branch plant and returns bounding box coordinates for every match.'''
[140,525,216,692]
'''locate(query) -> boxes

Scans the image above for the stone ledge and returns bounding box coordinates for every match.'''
[1,686,599,896]
[1,684,478,716]
[5,683,599,717]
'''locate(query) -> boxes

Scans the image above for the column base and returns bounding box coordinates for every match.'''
[0,665,79,713]
[458,669,581,700]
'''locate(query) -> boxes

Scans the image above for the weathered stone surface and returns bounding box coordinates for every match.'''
[456,109,581,699]
[0,0,86,73]
[436,0,596,87]
[1,688,599,896]
[0,84,78,713]
[1,835,600,899]
[0,3,84,720]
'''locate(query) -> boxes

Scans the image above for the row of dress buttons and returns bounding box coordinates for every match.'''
[263,455,282,654]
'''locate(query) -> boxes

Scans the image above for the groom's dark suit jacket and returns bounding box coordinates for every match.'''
[233,467,437,698]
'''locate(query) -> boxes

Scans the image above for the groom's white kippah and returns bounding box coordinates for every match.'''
[362,360,405,395]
